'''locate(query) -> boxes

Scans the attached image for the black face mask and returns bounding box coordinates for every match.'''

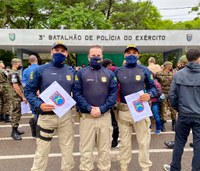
[17,66,22,70]
[89,57,102,69]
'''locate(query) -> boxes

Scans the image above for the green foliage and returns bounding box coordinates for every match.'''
[139,53,163,66]
[191,6,199,12]
[0,0,199,30]
[67,54,76,67]
[0,0,56,29]
[49,3,112,29]
[157,17,200,30]
[94,0,118,20]
[110,1,161,29]
[0,50,15,67]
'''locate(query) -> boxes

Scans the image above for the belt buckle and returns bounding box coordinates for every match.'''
[82,114,86,119]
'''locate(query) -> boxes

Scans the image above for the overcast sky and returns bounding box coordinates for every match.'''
[139,0,200,22]
[151,0,200,21]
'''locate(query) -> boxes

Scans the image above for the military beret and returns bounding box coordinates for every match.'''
[163,61,173,66]
[11,58,22,63]
[179,55,188,64]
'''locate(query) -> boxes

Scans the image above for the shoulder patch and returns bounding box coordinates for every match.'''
[75,75,78,81]
[150,74,153,80]
[30,71,33,80]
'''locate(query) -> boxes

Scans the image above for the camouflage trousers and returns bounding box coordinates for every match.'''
[11,96,22,128]
[0,83,11,116]
[160,94,177,122]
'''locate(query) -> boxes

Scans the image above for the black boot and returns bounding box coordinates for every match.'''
[29,118,37,137]
[172,119,176,132]
[4,115,11,123]
[0,115,5,122]
[11,127,22,140]
[164,141,174,149]
[161,120,166,132]
[17,129,24,135]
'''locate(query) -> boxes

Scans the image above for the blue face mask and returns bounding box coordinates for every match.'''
[125,55,138,66]
[52,53,66,65]
[90,57,102,69]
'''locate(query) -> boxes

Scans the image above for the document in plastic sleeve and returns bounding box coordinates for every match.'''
[39,81,76,118]
[125,90,153,122]
[21,102,32,114]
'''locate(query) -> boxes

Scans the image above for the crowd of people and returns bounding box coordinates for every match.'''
[0,41,200,171]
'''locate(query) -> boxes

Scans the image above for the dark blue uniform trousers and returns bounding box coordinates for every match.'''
[170,115,200,171]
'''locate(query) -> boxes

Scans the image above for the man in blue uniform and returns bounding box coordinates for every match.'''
[24,41,75,171]
[22,55,39,137]
[22,55,39,86]
[114,44,156,171]
[73,45,118,171]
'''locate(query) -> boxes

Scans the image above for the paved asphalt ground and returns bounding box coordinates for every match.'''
[0,113,193,171]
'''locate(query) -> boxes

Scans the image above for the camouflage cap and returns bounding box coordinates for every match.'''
[11,58,22,63]
[163,61,173,66]
[179,55,188,64]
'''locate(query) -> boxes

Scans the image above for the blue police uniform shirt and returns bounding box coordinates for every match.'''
[22,64,39,86]
[114,64,156,103]
[73,66,118,114]
[24,61,75,112]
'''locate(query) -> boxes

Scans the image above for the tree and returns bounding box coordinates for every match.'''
[0,50,15,67]
[49,3,112,29]
[190,2,200,16]
[0,0,57,29]
[110,0,161,29]
[94,0,118,20]
[1,0,199,30]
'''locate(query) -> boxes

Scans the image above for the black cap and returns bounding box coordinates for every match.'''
[124,44,139,53]
[102,58,112,68]
[52,41,68,50]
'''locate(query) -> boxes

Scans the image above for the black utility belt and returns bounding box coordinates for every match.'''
[41,111,55,115]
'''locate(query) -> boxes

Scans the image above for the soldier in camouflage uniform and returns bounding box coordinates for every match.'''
[173,55,188,74]
[8,58,27,140]
[164,55,191,149]
[0,60,11,122]
[156,61,177,132]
